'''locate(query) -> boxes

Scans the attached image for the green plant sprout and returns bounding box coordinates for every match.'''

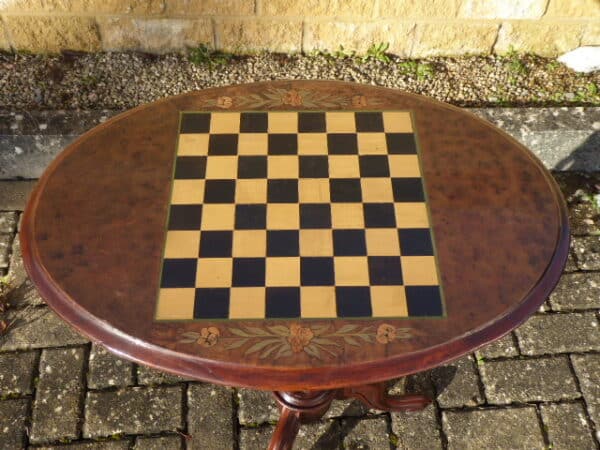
[188,44,232,68]
[398,60,418,74]
[363,42,391,63]
[332,45,356,59]
[416,63,435,80]
[398,60,435,79]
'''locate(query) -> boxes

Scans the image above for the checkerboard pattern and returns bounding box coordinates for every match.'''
[155,111,444,321]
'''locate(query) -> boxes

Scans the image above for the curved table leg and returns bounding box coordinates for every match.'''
[269,391,335,450]
[268,407,301,450]
[268,383,430,449]
[337,382,431,412]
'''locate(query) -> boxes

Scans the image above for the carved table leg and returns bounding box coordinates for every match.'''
[337,382,431,412]
[268,391,335,450]
[268,384,430,449]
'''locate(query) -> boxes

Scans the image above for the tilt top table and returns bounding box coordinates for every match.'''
[21,81,569,449]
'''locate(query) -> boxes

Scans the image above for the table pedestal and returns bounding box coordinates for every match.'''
[268,383,431,450]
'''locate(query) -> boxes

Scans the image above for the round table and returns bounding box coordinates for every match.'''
[21,81,569,449]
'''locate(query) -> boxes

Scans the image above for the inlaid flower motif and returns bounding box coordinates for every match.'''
[197,326,220,347]
[287,323,314,352]
[352,95,368,107]
[376,323,397,344]
[216,96,233,109]
[179,322,413,360]
[282,89,303,106]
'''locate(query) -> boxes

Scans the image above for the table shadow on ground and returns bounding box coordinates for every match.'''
[554,131,600,171]
[308,366,457,449]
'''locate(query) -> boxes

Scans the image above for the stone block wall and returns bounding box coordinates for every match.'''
[0,0,598,56]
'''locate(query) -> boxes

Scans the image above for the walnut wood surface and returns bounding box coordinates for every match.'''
[20,81,569,391]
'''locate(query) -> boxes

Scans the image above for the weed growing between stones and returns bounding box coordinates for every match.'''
[398,60,436,79]
[363,42,391,63]
[545,60,562,72]
[188,44,232,69]
[311,42,394,64]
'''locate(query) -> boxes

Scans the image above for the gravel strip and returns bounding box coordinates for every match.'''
[0,52,598,110]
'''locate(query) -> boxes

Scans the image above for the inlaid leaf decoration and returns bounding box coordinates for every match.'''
[178,331,200,344]
[178,323,413,361]
[203,87,362,110]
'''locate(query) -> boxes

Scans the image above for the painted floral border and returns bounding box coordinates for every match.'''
[178,323,412,361]
[203,87,382,110]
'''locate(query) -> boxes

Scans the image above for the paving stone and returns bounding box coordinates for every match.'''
[35,346,86,392]
[365,372,440,449]
[0,233,11,269]
[0,211,17,234]
[239,425,274,449]
[0,110,119,136]
[187,383,234,450]
[83,385,184,438]
[6,235,45,307]
[134,435,183,449]
[473,108,600,134]
[240,420,341,450]
[295,420,342,450]
[572,236,600,270]
[237,389,279,425]
[0,108,118,136]
[571,354,600,430]
[0,306,89,351]
[323,398,368,419]
[537,299,551,313]
[515,312,600,355]
[0,180,36,211]
[87,344,133,389]
[389,371,436,399]
[479,356,579,404]
[342,416,390,450]
[566,196,600,237]
[475,333,519,359]
[540,402,596,450]
[548,272,600,310]
[431,355,484,408]
[30,346,86,444]
[37,347,85,391]
[391,403,442,450]
[0,135,77,180]
[564,251,578,272]
[442,407,545,450]
[35,441,131,449]
[0,350,37,396]
[31,391,82,444]
[136,364,188,385]
[0,398,29,448]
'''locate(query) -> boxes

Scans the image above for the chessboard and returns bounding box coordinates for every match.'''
[154,110,445,321]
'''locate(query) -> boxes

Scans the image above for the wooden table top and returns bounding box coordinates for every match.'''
[21,81,569,391]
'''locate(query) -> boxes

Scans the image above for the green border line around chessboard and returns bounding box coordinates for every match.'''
[153,109,447,322]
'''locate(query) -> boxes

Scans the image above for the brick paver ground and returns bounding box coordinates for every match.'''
[1,171,599,449]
